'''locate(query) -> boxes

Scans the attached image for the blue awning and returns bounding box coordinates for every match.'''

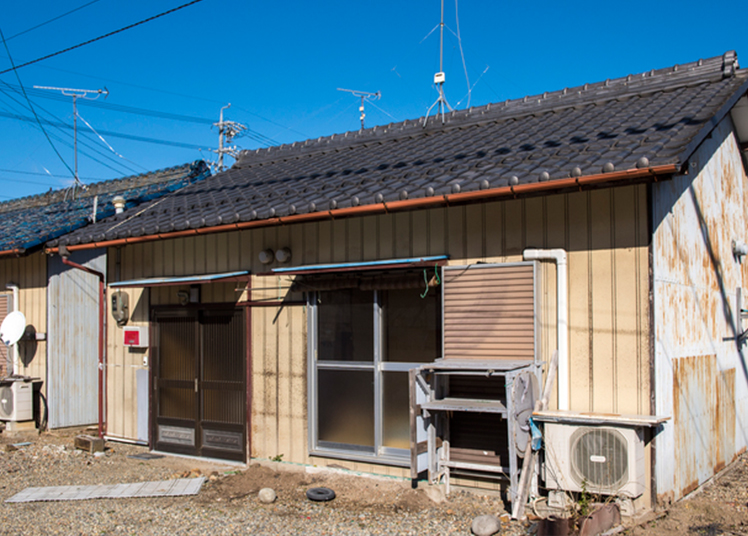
[270,255,448,275]
[110,270,250,288]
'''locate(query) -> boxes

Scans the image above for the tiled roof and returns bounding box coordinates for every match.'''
[53,52,748,248]
[1,161,210,253]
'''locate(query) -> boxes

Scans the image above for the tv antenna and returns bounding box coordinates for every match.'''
[423,0,453,126]
[337,88,381,130]
[212,104,247,172]
[33,86,109,187]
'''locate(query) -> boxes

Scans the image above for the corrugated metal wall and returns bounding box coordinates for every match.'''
[653,115,748,503]
[108,184,651,486]
[0,253,47,384]
[47,249,106,428]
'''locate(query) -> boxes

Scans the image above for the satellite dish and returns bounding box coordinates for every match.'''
[0,311,26,346]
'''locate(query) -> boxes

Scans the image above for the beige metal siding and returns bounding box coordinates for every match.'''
[107,184,650,489]
[0,253,47,385]
[0,293,8,378]
[443,264,535,361]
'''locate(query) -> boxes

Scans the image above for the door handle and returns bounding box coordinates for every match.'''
[194,378,198,393]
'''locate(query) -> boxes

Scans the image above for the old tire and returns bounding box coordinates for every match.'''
[306,487,335,502]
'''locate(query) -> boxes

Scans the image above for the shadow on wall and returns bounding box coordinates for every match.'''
[19,324,38,367]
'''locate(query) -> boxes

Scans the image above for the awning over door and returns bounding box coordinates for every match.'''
[270,255,448,275]
[110,270,250,288]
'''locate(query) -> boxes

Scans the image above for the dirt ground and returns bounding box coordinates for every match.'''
[4,427,748,535]
[628,454,748,536]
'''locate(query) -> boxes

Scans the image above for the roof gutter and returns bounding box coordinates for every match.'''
[0,248,26,258]
[45,164,678,254]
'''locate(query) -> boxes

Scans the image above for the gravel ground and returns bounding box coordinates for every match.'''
[4,427,748,535]
[0,428,522,536]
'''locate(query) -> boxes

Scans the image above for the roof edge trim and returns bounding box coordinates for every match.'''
[675,76,748,165]
[45,164,678,255]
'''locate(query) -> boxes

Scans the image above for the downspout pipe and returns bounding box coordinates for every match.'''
[523,248,569,411]
[5,282,19,375]
[59,246,106,439]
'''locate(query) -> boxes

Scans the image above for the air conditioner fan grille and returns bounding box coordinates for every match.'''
[570,427,628,491]
[0,386,13,417]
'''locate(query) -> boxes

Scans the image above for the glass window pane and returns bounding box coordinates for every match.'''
[318,289,373,362]
[383,371,410,449]
[383,288,440,363]
[318,369,374,448]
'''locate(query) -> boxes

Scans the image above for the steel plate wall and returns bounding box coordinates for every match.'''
[108,183,651,488]
[47,248,106,428]
[653,116,748,503]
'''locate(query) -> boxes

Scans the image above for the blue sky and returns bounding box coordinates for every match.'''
[0,1,746,200]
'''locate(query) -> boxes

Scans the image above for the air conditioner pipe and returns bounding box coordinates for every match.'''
[522,248,569,411]
[5,282,19,376]
[59,246,106,439]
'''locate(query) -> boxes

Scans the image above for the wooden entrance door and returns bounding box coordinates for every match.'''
[152,308,246,461]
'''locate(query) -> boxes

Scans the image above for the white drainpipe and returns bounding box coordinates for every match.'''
[522,249,569,410]
[5,282,19,376]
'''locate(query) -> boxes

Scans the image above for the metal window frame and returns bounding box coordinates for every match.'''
[307,289,433,466]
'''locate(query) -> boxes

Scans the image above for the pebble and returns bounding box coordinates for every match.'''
[472,514,502,536]
[258,488,277,503]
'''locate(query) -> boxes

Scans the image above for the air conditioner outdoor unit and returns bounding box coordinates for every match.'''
[543,422,646,498]
[0,380,33,422]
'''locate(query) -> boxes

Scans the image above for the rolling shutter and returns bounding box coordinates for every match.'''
[442,263,537,362]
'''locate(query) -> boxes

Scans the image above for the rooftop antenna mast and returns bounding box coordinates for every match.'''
[33,85,108,188]
[213,104,247,172]
[423,0,452,126]
[336,88,381,130]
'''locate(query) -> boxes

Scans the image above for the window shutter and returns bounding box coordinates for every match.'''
[442,263,537,362]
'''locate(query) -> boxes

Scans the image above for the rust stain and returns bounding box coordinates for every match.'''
[657,491,675,507]
[673,356,736,501]
[681,479,699,497]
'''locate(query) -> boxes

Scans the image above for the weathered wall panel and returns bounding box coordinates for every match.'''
[47,248,106,428]
[653,115,747,503]
[107,184,651,489]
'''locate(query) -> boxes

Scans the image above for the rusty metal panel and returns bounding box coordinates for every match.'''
[47,248,106,428]
[653,115,747,503]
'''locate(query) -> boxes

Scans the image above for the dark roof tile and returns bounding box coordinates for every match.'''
[54,52,748,248]
[2,161,210,253]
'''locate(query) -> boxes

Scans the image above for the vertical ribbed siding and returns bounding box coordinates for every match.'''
[0,294,8,377]
[443,264,535,361]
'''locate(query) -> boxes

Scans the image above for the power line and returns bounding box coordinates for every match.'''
[0,168,101,180]
[3,0,101,42]
[0,0,207,76]
[0,26,74,177]
[0,109,211,151]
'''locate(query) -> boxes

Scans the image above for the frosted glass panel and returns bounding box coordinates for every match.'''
[318,369,374,448]
[383,372,410,449]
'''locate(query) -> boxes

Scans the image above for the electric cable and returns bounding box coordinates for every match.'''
[0,0,208,75]
[0,26,75,178]
[3,0,101,42]
[454,0,471,108]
